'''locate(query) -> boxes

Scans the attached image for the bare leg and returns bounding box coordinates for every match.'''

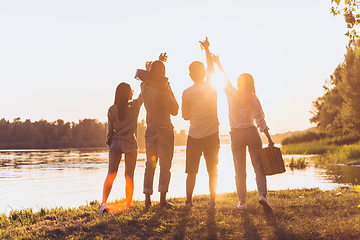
[186,173,197,203]
[124,150,137,207]
[145,194,151,208]
[102,152,121,204]
[208,171,218,206]
[160,192,167,204]
[160,192,173,208]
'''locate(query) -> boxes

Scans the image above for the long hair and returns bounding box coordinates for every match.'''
[114,82,131,121]
[236,73,256,107]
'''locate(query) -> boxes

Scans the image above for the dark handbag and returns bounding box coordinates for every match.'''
[258,146,286,175]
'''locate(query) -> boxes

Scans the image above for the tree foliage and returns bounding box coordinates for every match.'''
[0,118,108,149]
[0,118,187,150]
[331,0,360,41]
[311,41,360,134]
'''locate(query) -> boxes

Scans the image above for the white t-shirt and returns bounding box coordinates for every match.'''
[224,84,269,132]
[182,81,219,138]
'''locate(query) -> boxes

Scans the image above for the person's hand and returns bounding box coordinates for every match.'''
[159,52,168,62]
[211,53,220,66]
[145,61,152,71]
[199,37,210,50]
[268,139,275,147]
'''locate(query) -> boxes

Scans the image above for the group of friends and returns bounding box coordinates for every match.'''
[99,37,274,213]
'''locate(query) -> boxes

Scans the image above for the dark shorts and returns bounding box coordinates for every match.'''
[109,138,138,154]
[185,132,220,174]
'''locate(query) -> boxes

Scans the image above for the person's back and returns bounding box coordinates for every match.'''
[107,95,142,143]
[141,81,175,128]
[182,38,220,211]
[140,58,179,209]
[182,80,218,138]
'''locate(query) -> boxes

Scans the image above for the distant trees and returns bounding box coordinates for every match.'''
[0,118,187,150]
[311,41,360,136]
[0,118,108,149]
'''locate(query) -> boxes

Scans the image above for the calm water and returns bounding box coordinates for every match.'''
[1,145,359,215]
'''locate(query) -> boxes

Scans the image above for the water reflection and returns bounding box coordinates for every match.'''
[323,164,360,185]
[0,146,359,215]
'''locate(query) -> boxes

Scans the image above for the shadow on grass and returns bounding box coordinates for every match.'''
[264,209,295,240]
[206,210,218,240]
[239,210,261,240]
[173,207,191,240]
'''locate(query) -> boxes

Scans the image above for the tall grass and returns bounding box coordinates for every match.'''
[281,141,338,155]
[281,131,328,145]
[281,131,360,146]
[285,157,308,169]
[281,137,360,165]
[311,141,360,165]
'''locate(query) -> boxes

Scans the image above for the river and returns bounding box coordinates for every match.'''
[1,144,360,215]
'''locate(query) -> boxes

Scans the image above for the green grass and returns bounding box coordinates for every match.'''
[281,141,338,155]
[281,140,360,166]
[1,188,360,239]
[285,157,309,170]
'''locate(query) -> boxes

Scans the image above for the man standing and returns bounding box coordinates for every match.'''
[182,38,220,211]
[141,55,179,208]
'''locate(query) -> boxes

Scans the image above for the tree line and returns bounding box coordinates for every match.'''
[309,40,360,143]
[0,118,187,150]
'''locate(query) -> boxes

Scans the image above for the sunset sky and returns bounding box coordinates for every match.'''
[0,1,350,134]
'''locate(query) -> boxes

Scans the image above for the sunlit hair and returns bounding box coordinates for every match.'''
[237,73,256,107]
[189,61,206,82]
[150,60,165,76]
[114,82,131,121]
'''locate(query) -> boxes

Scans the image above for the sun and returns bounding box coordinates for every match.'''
[210,71,227,93]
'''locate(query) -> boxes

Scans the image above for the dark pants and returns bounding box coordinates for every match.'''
[143,126,174,194]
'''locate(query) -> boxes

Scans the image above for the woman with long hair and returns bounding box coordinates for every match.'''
[213,55,274,211]
[99,82,143,213]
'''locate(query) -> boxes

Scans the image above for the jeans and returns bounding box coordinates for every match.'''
[143,126,174,194]
[230,126,267,202]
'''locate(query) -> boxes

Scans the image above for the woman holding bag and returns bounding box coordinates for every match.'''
[213,55,274,211]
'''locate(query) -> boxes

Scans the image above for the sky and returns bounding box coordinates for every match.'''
[0,0,350,135]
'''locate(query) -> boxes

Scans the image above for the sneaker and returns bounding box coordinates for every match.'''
[98,203,109,214]
[184,201,193,208]
[236,201,247,210]
[160,201,173,209]
[207,204,216,212]
[259,195,271,211]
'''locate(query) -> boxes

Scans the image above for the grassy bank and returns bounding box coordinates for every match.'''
[1,188,360,239]
[281,138,360,165]
[281,140,360,166]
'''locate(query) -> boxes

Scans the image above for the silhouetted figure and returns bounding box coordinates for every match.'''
[141,54,179,208]
[182,37,220,211]
[214,55,274,211]
[99,82,143,213]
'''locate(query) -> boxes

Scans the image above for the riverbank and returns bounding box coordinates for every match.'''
[1,188,360,239]
[281,139,360,166]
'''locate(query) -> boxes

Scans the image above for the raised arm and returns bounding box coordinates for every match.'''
[199,37,214,82]
[212,54,232,88]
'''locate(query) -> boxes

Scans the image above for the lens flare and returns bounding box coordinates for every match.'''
[107,198,128,214]
[125,174,134,207]
[151,155,157,168]
[102,173,135,214]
